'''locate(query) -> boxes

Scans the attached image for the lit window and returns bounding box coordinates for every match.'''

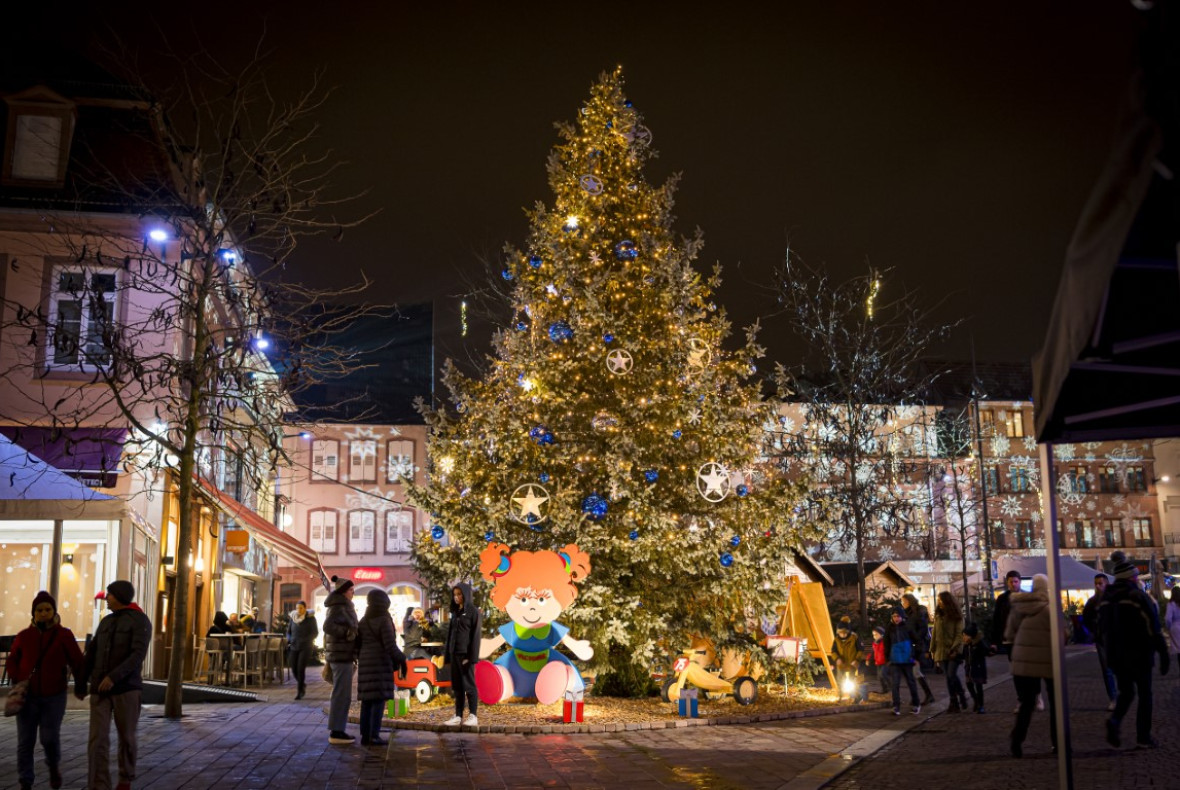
[1132,518,1152,547]
[1005,409,1025,438]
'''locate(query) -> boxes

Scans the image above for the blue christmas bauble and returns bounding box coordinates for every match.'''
[720,552,734,568]
[548,321,574,343]
[581,493,609,521]
[624,100,633,108]
[539,472,550,484]
[603,333,614,344]
[629,530,639,541]
[672,430,682,439]
[515,321,528,331]
[501,269,513,281]
[528,255,543,269]
[736,484,749,497]
[644,469,659,483]
[529,425,555,445]
[613,240,638,261]
[484,531,495,542]
[730,535,741,547]
[431,525,445,541]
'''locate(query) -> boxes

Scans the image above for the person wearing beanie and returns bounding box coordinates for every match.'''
[356,589,408,746]
[1098,560,1168,749]
[6,591,86,790]
[870,626,890,694]
[322,575,359,744]
[882,608,921,715]
[81,579,151,790]
[1006,574,1059,757]
[286,601,319,700]
[830,616,863,703]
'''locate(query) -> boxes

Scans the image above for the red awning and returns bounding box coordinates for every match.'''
[0,427,127,488]
[195,477,328,589]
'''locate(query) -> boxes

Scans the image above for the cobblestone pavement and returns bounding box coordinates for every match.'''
[4,647,1172,789]
[0,673,907,790]
[826,646,1180,790]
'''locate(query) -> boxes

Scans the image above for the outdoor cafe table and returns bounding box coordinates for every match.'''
[206,633,282,686]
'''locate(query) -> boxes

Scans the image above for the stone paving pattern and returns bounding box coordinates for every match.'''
[0,646,1175,789]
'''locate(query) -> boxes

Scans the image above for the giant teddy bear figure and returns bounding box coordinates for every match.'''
[474,542,593,705]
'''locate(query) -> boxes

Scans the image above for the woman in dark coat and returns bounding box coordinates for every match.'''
[286,601,319,700]
[356,590,407,746]
[6,591,86,790]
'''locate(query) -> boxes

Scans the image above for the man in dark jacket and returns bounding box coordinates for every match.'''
[322,576,359,744]
[81,580,151,790]
[444,582,482,726]
[990,570,1022,657]
[1082,572,1118,708]
[1098,561,1169,748]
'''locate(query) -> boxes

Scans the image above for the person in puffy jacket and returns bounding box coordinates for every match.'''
[82,580,151,790]
[6,590,86,790]
[883,608,922,716]
[322,576,359,744]
[1006,574,1059,757]
[443,582,482,727]
[870,626,890,693]
[285,601,319,700]
[829,616,863,703]
[356,590,408,746]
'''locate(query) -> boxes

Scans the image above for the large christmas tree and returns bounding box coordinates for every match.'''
[408,70,812,689]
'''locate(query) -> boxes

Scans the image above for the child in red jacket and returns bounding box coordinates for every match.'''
[871,626,890,693]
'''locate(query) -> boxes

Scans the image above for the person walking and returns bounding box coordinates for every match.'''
[1165,587,1180,669]
[990,570,1022,658]
[900,593,936,705]
[5,591,86,790]
[286,601,318,700]
[1082,572,1118,710]
[1098,560,1170,749]
[961,623,990,713]
[883,608,921,716]
[322,576,359,744]
[931,591,967,712]
[443,582,482,727]
[81,580,151,790]
[1006,574,1058,758]
[356,590,408,746]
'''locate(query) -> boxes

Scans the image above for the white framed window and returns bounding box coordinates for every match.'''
[309,509,337,553]
[348,509,375,553]
[349,439,377,483]
[48,266,118,368]
[311,439,339,482]
[385,509,414,553]
[386,439,415,483]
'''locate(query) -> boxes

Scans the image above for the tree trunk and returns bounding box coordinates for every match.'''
[164,447,196,718]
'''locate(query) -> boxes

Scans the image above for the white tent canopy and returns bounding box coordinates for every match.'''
[956,554,1106,593]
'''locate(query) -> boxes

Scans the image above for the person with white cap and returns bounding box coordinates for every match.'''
[1097,559,1169,749]
[81,580,151,790]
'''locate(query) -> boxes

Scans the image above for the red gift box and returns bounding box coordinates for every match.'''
[563,691,584,723]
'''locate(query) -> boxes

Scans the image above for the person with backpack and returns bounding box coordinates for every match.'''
[6,591,87,790]
[883,608,922,716]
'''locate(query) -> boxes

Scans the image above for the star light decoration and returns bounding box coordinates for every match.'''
[696,462,731,502]
[511,483,551,524]
[686,337,710,369]
[605,349,634,376]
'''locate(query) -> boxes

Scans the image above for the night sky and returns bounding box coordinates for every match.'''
[25,1,1142,371]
